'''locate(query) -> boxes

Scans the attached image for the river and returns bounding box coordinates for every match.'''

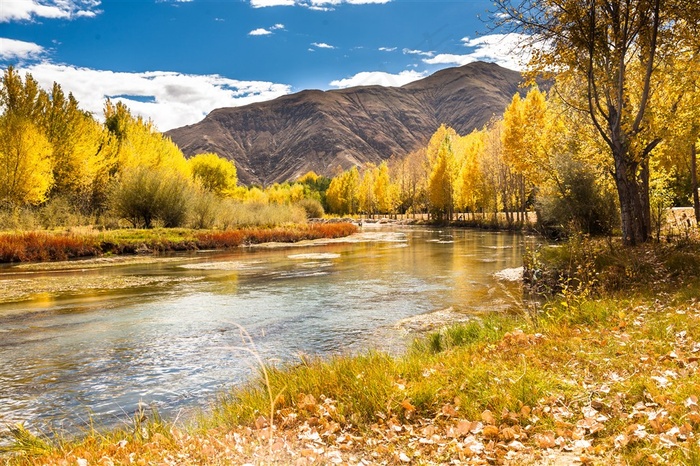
[0,226,526,438]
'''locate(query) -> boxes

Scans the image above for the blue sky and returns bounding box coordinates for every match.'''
[1,0,529,130]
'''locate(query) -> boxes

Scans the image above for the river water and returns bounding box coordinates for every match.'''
[0,226,525,438]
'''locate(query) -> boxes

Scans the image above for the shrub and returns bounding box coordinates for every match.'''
[111,167,194,228]
[189,190,220,229]
[38,196,94,229]
[217,202,307,228]
[295,198,325,218]
[535,157,619,238]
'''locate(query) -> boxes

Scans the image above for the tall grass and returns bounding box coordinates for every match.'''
[0,231,101,262]
[0,223,359,263]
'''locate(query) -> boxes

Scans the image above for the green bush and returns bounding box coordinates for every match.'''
[189,190,220,229]
[295,198,325,218]
[535,157,619,237]
[111,167,194,228]
[38,196,94,229]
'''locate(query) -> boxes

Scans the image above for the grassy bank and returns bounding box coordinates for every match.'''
[3,239,700,465]
[0,223,358,263]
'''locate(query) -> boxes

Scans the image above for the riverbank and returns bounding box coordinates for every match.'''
[0,223,358,264]
[3,238,699,465]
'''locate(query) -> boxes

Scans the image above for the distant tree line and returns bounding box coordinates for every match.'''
[0,67,328,230]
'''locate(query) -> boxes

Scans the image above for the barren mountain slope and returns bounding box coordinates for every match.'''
[166,62,522,185]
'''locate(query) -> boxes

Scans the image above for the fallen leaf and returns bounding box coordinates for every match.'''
[534,432,556,448]
[441,404,458,417]
[401,399,416,412]
[481,410,496,425]
[483,425,499,439]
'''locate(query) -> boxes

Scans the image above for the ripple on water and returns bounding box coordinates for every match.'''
[179,261,264,271]
[287,253,341,260]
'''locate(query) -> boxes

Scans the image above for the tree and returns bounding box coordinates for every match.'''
[43,86,109,208]
[495,0,700,244]
[0,67,54,208]
[326,166,360,215]
[374,161,394,215]
[189,152,238,196]
[453,129,486,216]
[427,133,456,221]
[0,116,53,207]
[390,148,428,216]
[104,100,189,178]
[358,163,378,216]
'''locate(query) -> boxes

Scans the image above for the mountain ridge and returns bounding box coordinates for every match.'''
[166,62,523,185]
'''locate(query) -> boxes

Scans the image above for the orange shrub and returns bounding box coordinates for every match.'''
[0,232,100,263]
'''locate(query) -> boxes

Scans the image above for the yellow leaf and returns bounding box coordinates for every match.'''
[401,399,416,412]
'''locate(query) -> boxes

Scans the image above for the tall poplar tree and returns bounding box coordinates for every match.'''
[494,0,700,244]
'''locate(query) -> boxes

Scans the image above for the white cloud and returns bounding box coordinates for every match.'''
[378,47,396,52]
[423,33,537,71]
[402,48,434,57]
[330,69,427,88]
[1,0,101,22]
[17,63,292,131]
[249,28,272,36]
[250,0,295,7]
[423,53,475,66]
[311,42,335,49]
[0,37,45,60]
[251,0,390,8]
[248,23,284,35]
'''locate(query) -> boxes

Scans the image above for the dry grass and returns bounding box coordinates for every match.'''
[0,223,358,264]
[0,231,101,263]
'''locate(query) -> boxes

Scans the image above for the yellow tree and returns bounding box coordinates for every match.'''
[453,129,486,217]
[390,148,429,216]
[374,161,394,215]
[495,0,700,244]
[427,133,456,221]
[647,49,700,221]
[0,68,54,208]
[43,87,108,206]
[358,163,377,216]
[0,116,53,207]
[501,88,551,223]
[326,166,360,215]
[104,100,189,178]
[189,152,238,196]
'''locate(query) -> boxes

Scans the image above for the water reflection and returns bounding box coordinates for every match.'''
[0,227,526,438]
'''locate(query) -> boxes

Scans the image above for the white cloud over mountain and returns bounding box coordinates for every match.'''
[330,69,426,88]
[423,33,534,71]
[16,63,291,131]
[0,0,101,22]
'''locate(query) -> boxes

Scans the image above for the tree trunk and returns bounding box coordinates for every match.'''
[639,159,651,237]
[613,157,649,246]
[692,142,700,223]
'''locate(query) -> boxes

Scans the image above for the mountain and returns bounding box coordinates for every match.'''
[166,62,523,185]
